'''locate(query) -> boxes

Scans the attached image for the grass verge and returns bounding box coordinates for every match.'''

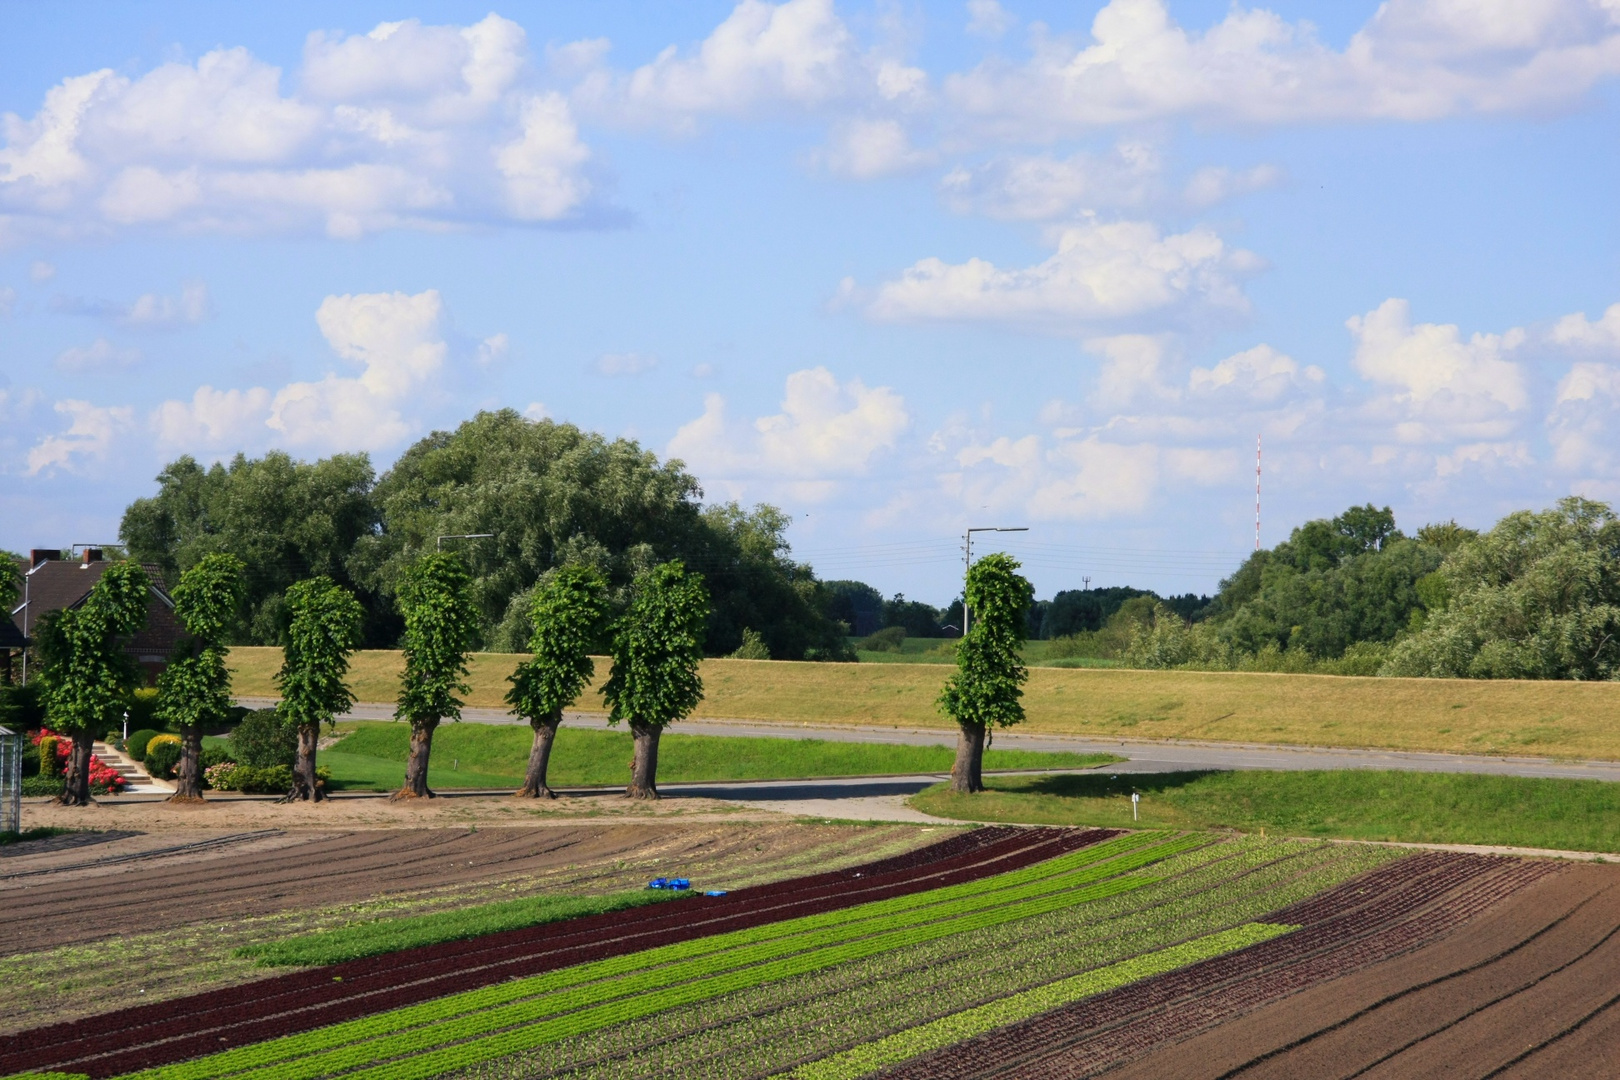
[239,889,685,967]
[319,722,1121,791]
[227,647,1620,761]
[911,770,1620,853]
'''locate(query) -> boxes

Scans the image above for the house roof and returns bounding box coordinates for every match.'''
[0,617,24,650]
[11,559,184,662]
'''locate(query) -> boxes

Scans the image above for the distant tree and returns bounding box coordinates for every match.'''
[823,580,884,636]
[120,451,381,644]
[1039,587,1152,639]
[939,554,1033,793]
[276,577,364,801]
[601,561,708,799]
[1,551,21,684]
[1384,497,1620,679]
[393,553,479,798]
[1415,519,1481,555]
[505,566,609,798]
[156,554,245,801]
[884,593,945,638]
[43,562,150,805]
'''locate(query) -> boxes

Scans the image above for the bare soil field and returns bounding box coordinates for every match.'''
[228,647,1620,760]
[0,820,937,1032]
[1099,860,1620,1080]
[872,856,1619,1080]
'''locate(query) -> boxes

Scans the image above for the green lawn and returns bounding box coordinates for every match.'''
[911,770,1620,854]
[319,722,1121,791]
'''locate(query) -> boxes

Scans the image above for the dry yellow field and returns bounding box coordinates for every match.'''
[226,647,1620,760]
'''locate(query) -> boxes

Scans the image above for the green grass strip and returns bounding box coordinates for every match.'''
[123,834,1206,1080]
[1,1073,91,1080]
[780,921,1297,1080]
[238,890,684,968]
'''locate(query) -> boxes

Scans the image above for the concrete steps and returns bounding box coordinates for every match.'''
[93,741,174,795]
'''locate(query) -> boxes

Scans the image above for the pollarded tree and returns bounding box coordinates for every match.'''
[277,576,364,801]
[506,565,609,798]
[939,553,1033,793]
[394,553,478,798]
[600,561,708,799]
[45,561,150,805]
[156,554,245,801]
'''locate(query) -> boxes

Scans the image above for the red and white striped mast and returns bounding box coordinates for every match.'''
[1254,434,1262,551]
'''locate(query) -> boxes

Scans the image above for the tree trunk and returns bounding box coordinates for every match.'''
[58,731,95,806]
[168,726,205,802]
[949,721,986,794]
[514,717,561,798]
[626,720,661,800]
[394,719,438,799]
[284,723,323,802]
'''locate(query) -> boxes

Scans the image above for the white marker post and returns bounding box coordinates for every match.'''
[1131,791,1140,822]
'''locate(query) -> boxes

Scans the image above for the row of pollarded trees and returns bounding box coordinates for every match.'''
[41,550,710,804]
[44,545,1029,804]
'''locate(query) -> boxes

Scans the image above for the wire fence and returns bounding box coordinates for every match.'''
[0,726,20,835]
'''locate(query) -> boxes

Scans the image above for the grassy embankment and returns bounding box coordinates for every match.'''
[315,722,1121,792]
[912,771,1620,853]
[853,637,1121,668]
[230,647,1620,760]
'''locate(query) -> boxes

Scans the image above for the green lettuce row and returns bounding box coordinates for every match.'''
[199,874,1153,1080]
[126,833,1190,1080]
[779,922,1297,1080]
[455,841,1377,1080]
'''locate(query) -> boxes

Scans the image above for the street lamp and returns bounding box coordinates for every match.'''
[962,526,1028,635]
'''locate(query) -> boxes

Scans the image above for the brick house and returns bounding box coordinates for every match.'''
[9,549,185,684]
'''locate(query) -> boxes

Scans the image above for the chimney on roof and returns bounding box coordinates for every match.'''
[81,548,103,566]
[30,549,58,569]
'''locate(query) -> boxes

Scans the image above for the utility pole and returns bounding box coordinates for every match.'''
[1255,434,1262,552]
[962,526,1028,635]
[1082,576,1091,591]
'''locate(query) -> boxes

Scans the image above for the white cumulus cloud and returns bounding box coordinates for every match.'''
[0,14,599,239]
[54,337,140,371]
[943,0,1620,140]
[668,366,908,500]
[865,219,1257,329]
[26,399,134,474]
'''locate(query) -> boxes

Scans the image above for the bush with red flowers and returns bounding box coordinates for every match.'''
[29,728,127,795]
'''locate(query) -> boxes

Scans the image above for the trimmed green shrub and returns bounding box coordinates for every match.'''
[229,708,297,768]
[208,763,312,794]
[144,740,182,780]
[200,744,236,770]
[37,735,62,778]
[125,729,162,761]
[859,626,907,652]
[22,775,64,797]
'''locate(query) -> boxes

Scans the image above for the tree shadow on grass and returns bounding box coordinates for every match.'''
[1011,771,1228,800]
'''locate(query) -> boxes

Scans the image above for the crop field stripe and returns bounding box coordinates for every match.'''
[876,854,1560,1080]
[3,828,1092,1078]
[508,843,1388,1080]
[778,922,1298,1080]
[115,850,1167,1080]
[114,836,1202,1080]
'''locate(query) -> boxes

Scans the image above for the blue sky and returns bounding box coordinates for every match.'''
[3,0,1618,604]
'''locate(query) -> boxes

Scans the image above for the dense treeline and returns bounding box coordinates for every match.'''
[119,410,851,660]
[1124,498,1620,680]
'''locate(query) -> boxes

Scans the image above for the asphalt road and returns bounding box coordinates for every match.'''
[237,697,1620,783]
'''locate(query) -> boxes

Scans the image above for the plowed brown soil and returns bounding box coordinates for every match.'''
[1098,862,1620,1080]
[1,823,936,956]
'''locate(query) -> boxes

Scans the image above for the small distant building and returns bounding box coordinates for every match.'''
[10,549,184,684]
